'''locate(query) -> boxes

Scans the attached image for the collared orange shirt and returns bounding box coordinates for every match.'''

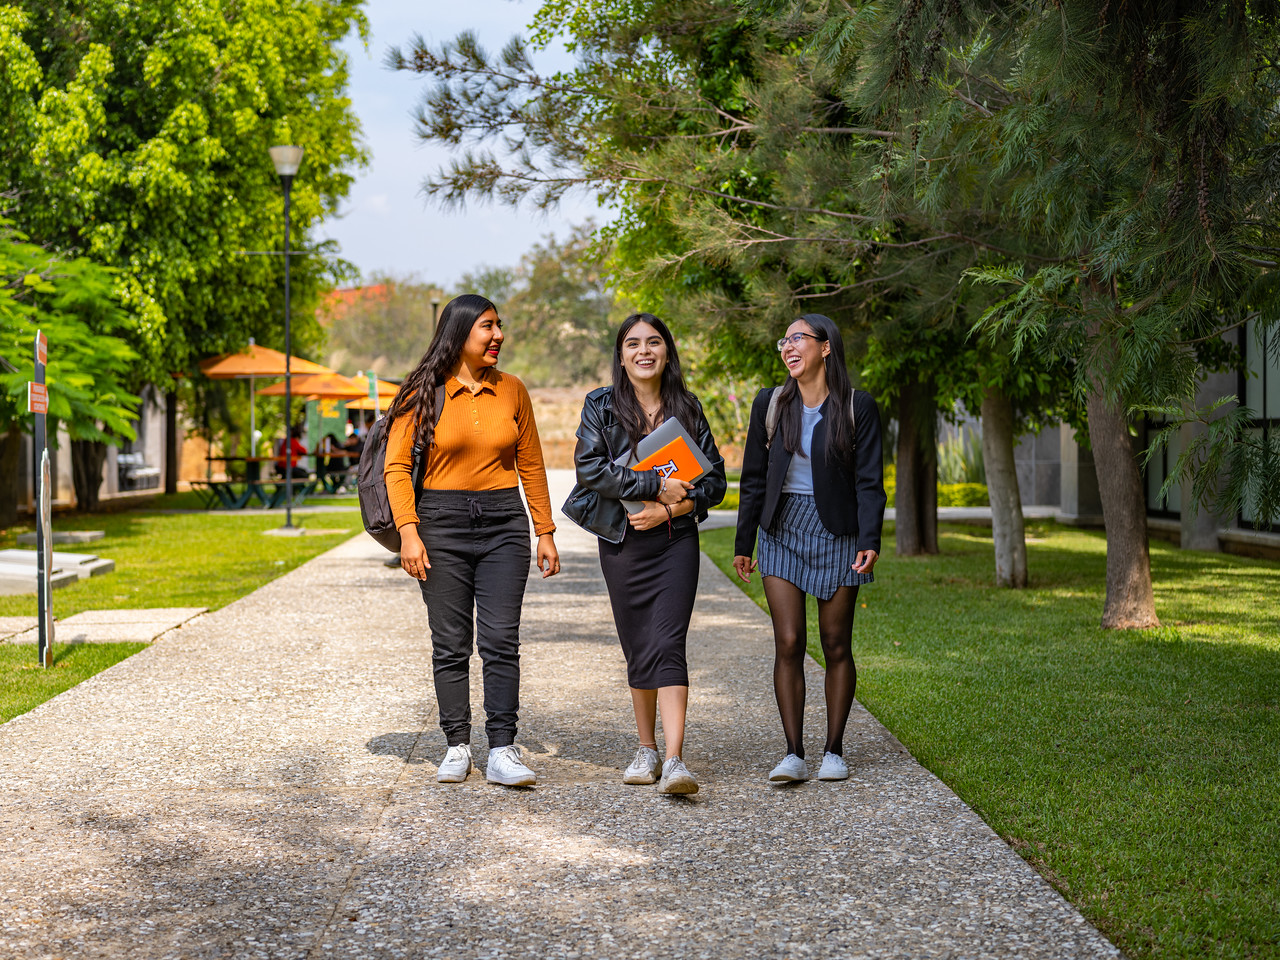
[384,370,556,535]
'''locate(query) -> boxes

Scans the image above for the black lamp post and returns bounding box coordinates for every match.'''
[269,144,304,530]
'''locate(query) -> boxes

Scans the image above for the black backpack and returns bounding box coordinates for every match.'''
[357,385,444,552]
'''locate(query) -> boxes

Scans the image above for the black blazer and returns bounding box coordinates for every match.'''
[565,385,728,543]
[734,386,886,558]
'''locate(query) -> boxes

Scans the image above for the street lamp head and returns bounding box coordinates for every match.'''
[268,145,304,178]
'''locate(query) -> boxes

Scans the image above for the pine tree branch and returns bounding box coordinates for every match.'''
[950,89,994,118]
[1173,313,1257,346]
[799,126,901,139]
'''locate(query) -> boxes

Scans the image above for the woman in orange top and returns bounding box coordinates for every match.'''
[384,294,560,787]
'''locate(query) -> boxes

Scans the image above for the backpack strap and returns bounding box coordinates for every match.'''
[408,383,447,492]
[764,387,783,447]
[765,386,858,449]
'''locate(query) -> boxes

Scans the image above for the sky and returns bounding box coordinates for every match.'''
[314,0,609,287]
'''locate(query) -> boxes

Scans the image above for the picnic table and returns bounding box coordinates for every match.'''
[195,457,316,510]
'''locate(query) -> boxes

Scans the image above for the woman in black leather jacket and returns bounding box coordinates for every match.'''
[564,313,726,794]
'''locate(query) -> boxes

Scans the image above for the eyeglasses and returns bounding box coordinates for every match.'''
[776,332,824,351]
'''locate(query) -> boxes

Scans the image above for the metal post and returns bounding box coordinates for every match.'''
[282,174,294,529]
[30,331,52,668]
[267,144,303,533]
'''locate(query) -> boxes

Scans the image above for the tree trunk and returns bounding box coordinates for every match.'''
[71,439,108,513]
[1086,387,1159,628]
[980,385,1027,587]
[165,389,179,495]
[0,424,23,527]
[1082,272,1159,629]
[896,374,939,556]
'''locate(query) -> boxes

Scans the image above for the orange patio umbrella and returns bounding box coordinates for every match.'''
[256,371,367,400]
[350,373,399,397]
[199,342,331,379]
[199,340,332,452]
[343,373,401,414]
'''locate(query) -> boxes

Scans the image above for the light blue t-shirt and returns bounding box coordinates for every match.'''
[781,403,824,495]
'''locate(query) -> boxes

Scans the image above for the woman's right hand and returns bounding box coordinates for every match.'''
[657,477,693,505]
[733,554,757,583]
[399,523,431,580]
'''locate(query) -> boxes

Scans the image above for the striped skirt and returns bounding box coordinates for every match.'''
[758,493,874,600]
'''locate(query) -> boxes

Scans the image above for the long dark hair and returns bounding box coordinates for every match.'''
[385,293,497,452]
[777,313,856,466]
[611,313,700,456]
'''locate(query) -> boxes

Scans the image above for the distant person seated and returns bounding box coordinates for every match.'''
[345,415,375,456]
[318,432,356,492]
[275,426,309,480]
[318,431,348,462]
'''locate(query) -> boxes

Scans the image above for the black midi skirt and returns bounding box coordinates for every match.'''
[598,516,700,689]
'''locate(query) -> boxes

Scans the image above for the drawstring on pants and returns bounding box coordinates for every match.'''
[467,497,484,522]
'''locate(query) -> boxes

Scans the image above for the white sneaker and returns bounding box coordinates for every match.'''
[486,745,537,786]
[769,753,810,782]
[436,744,471,783]
[623,746,661,785]
[817,752,849,781]
[658,756,698,795]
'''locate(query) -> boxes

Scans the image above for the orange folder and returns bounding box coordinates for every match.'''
[617,417,714,513]
[630,434,708,483]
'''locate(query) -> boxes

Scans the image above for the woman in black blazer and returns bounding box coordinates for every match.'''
[565,313,727,794]
[733,314,886,783]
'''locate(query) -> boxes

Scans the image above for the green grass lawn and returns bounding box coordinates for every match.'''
[0,642,148,724]
[701,521,1280,960]
[0,507,362,721]
[0,508,361,619]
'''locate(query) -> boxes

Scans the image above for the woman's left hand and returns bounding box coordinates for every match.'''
[537,533,561,578]
[627,500,670,531]
[852,549,878,575]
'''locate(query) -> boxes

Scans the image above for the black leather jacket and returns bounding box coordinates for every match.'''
[564,385,728,543]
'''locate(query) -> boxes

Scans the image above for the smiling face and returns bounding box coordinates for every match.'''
[779,319,829,381]
[620,321,668,388]
[460,308,505,371]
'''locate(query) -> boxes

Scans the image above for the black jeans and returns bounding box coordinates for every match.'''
[416,488,531,748]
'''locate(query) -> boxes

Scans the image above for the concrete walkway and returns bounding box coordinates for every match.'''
[0,476,1120,959]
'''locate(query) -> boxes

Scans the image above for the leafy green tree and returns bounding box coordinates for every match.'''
[0,0,366,381]
[769,0,1280,626]
[0,219,139,522]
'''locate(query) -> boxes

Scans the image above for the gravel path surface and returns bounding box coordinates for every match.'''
[0,483,1121,959]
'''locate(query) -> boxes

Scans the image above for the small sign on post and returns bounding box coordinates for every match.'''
[30,330,52,667]
[27,381,47,415]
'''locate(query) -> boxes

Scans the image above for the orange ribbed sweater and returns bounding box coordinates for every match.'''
[384,370,556,535]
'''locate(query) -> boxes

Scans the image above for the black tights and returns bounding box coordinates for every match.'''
[762,577,859,759]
